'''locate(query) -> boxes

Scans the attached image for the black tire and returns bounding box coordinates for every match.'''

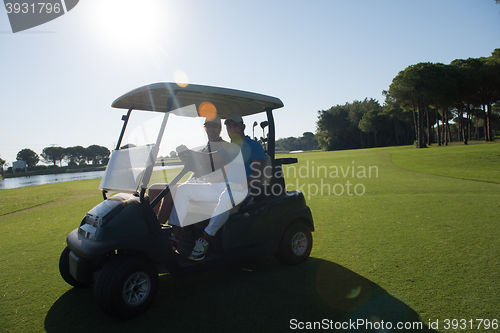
[94,255,158,320]
[59,246,91,288]
[275,221,313,265]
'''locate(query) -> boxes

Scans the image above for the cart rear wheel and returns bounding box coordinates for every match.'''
[275,221,312,265]
[94,255,158,319]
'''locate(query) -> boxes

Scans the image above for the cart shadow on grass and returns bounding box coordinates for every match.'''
[45,257,437,332]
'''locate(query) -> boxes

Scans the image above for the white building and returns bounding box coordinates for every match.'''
[12,160,27,173]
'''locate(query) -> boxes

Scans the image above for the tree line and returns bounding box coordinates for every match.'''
[11,145,110,169]
[316,49,500,150]
[276,132,320,152]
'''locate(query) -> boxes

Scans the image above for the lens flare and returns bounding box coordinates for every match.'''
[315,261,371,311]
[346,286,362,299]
[174,70,189,88]
[198,101,217,120]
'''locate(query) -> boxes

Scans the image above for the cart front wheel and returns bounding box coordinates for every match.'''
[94,255,158,319]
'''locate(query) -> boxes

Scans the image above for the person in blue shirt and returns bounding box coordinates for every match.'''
[160,113,266,261]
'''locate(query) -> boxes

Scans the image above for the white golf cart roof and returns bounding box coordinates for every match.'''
[111,82,284,117]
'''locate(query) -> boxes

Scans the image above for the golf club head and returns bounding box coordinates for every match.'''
[252,121,258,140]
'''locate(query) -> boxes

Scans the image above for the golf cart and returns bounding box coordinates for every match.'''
[59,83,314,319]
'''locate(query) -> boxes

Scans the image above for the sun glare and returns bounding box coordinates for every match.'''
[91,0,168,51]
[173,70,189,87]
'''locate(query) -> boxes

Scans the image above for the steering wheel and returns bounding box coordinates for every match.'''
[177,148,197,171]
[177,147,217,177]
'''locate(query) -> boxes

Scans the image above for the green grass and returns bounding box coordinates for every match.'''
[0,184,73,216]
[1,142,499,332]
[390,141,500,183]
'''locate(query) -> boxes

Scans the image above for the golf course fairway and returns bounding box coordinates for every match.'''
[1,142,499,332]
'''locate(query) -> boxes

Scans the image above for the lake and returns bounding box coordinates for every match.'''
[0,165,183,190]
[0,171,105,190]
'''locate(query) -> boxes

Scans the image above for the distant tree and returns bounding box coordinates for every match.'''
[382,106,412,146]
[480,54,500,141]
[491,105,500,135]
[169,150,177,158]
[0,158,5,176]
[384,75,417,142]
[302,132,318,150]
[16,148,39,167]
[358,109,389,147]
[317,48,499,151]
[276,133,320,151]
[427,63,458,145]
[280,137,299,151]
[452,55,500,142]
[294,137,304,150]
[85,145,110,164]
[348,98,383,147]
[316,98,385,150]
[65,146,87,165]
[450,58,483,143]
[387,62,449,148]
[120,143,136,149]
[41,146,66,166]
[316,105,354,150]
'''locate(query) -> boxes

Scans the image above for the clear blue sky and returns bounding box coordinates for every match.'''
[1,0,499,166]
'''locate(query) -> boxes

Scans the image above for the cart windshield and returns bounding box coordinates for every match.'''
[99,103,247,195]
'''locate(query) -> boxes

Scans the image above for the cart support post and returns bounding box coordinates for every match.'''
[115,108,132,150]
[140,90,178,191]
[266,108,275,160]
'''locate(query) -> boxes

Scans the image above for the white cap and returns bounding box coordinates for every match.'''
[224,113,243,124]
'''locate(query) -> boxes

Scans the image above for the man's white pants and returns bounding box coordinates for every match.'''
[168,182,248,236]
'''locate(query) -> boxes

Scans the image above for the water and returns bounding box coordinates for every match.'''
[0,171,105,190]
[0,165,182,190]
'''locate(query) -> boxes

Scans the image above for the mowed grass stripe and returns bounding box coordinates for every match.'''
[0,179,103,216]
[390,141,500,184]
